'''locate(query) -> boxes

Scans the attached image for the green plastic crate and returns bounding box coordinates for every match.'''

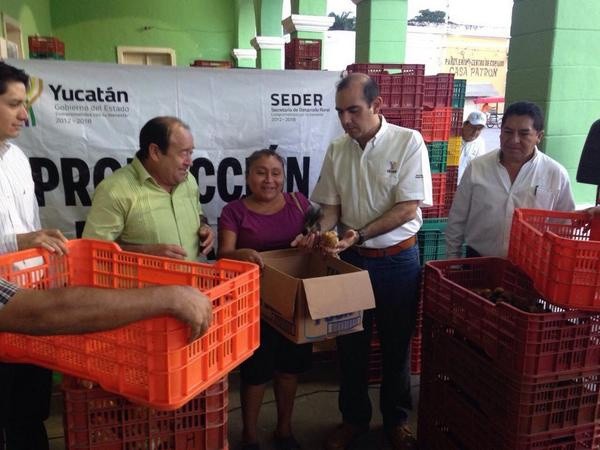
[426,141,448,173]
[418,218,448,264]
[452,79,466,109]
[30,52,65,60]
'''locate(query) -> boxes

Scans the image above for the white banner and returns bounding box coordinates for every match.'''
[8,59,343,238]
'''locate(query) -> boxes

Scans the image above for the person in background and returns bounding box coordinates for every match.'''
[83,116,214,260]
[218,149,312,450]
[457,110,488,184]
[295,73,431,450]
[0,280,212,341]
[0,61,70,450]
[446,101,575,259]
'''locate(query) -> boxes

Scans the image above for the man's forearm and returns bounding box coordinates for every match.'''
[318,204,341,232]
[1,286,179,335]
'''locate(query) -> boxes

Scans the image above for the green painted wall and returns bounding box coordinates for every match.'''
[291,0,326,16]
[235,0,256,48]
[257,47,281,69]
[2,0,53,56]
[254,0,283,36]
[506,0,600,204]
[355,0,407,63]
[49,0,236,66]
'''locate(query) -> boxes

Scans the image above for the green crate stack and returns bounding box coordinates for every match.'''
[418,218,448,264]
[30,52,65,60]
[426,141,448,173]
[452,79,466,109]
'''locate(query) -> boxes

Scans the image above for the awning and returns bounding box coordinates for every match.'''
[473,96,505,104]
[465,83,499,99]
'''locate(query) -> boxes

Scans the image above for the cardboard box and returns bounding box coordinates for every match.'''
[260,248,376,344]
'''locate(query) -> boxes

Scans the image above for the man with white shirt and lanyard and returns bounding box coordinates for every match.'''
[0,61,69,450]
[446,101,575,258]
[296,73,432,450]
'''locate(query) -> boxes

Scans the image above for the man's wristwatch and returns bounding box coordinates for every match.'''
[356,229,366,246]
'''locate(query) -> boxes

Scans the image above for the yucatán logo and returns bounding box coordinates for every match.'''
[25,76,44,127]
[387,161,399,174]
[49,83,130,113]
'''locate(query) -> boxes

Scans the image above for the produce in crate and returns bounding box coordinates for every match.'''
[471,286,548,313]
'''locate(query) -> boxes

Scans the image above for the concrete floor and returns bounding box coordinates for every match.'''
[46,358,420,450]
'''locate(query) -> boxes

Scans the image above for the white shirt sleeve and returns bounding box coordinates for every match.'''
[0,232,18,254]
[310,144,340,206]
[458,138,486,184]
[446,164,474,258]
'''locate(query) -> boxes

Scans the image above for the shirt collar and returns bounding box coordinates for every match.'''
[0,141,11,159]
[131,156,188,192]
[350,114,388,149]
[131,157,155,184]
[496,146,539,165]
[372,115,388,146]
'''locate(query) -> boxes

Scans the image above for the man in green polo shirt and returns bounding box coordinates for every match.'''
[83,116,214,260]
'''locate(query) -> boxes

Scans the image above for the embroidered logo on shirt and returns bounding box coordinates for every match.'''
[387,161,399,174]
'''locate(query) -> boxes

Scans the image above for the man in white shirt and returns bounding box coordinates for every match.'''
[457,110,487,184]
[0,62,69,450]
[296,73,432,450]
[446,101,575,258]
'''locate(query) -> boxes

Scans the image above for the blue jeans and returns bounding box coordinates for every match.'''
[0,363,51,450]
[337,244,420,429]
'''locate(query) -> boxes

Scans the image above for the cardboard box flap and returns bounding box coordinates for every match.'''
[260,264,298,320]
[261,249,312,277]
[303,270,375,319]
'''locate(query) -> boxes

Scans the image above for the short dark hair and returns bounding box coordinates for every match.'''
[0,62,29,95]
[245,148,285,175]
[136,116,190,160]
[501,101,545,131]
[336,73,379,105]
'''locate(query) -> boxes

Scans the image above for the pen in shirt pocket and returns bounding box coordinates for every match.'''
[534,185,538,196]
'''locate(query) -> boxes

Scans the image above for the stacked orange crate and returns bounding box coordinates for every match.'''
[190,60,232,68]
[0,239,260,410]
[347,63,425,130]
[62,376,229,450]
[420,74,454,222]
[445,103,464,215]
[419,257,600,449]
[28,36,65,59]
[285,39,321,70]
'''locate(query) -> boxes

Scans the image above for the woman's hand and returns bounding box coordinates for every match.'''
[225,248,264,268]
[290,231,319,249]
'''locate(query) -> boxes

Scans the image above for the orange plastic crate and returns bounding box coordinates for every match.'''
[450,108,463,137]
[346,63,424,78]
[421,173,447,219]
[383,106,422,130]
[190,60,232,68]
[0,239,260,410]
[509,209,600,310]
[63,376,228,450]
[285,39,321,70]
[424,258,600,378]
[423,73,454,110]
[421,107,452,142]
[28,35,65,55]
